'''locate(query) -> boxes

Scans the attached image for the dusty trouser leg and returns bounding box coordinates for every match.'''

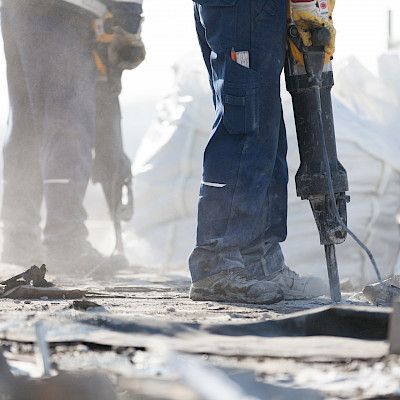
[189,1,288,283]
[1,9,43,265]
[242,110,288,277]
[41,11,95,253]
[1,3,96,261]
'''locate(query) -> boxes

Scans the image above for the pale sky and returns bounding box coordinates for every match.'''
[1,0,400,147]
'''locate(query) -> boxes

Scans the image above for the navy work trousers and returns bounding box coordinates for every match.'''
[190,0,289,282]
[1,2,96,250]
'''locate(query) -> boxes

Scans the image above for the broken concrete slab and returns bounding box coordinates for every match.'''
[206,305,390,340]
[363,276,400,306]
[0,305,390,343]
[0,309,390,361]
[2,285,86,300]
[60,305,385,341]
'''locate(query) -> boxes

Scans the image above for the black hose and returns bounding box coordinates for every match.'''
[312,86,383,282]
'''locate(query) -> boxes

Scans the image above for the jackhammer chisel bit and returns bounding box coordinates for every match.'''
[325,244,341,302]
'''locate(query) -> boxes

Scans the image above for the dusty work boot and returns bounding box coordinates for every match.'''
[189,268,284,304]
[269,266,329,300]
[46,241,129,280]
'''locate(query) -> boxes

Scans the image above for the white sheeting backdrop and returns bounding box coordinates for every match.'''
[127,50,400,287]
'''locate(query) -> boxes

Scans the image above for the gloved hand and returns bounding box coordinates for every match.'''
[290,0,336,58]
[108,26,146,70]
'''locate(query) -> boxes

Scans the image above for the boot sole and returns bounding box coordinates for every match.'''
[189,287,283,305]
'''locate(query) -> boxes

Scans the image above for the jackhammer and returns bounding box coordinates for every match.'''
[285,26,382,301]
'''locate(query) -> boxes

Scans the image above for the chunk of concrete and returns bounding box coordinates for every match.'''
[363,276,400,306]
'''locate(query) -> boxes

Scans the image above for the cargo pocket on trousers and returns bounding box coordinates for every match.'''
[221,54,260,135]
[222,90,259,135]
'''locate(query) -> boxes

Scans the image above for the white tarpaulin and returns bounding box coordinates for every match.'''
[128,52,400,286]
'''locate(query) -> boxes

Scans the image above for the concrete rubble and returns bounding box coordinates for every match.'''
[363,275,400,306]
[0,265,399,400]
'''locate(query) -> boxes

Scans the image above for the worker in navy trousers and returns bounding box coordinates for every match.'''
[189,0,336,303]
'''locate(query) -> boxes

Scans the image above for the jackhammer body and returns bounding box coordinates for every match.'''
[285,27,349,302]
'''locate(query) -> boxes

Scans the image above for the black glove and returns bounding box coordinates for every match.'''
[108,1,146,70]
[108,26,146,70]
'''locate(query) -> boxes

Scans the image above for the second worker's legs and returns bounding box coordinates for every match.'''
[3,3,96,266]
